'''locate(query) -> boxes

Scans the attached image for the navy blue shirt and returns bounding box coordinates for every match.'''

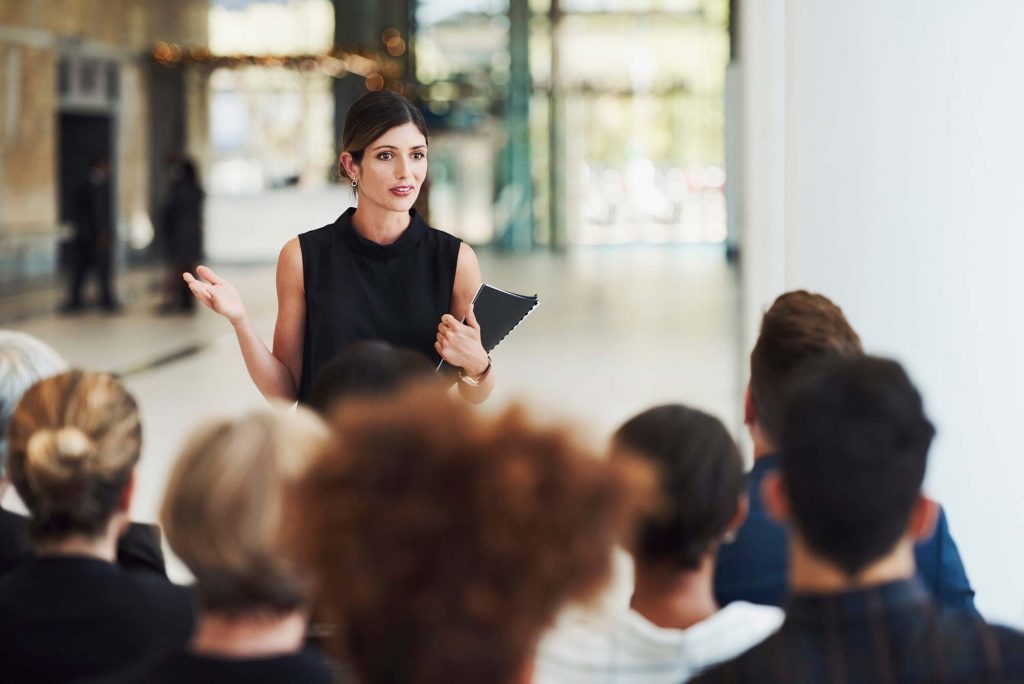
[714,453,977,613]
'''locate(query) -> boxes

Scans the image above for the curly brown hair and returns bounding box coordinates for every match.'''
[287,387,652,684]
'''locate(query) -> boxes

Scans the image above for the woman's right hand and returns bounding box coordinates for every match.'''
[183,265,247,325]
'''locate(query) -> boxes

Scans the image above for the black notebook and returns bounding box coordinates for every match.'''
[436,284,539,372]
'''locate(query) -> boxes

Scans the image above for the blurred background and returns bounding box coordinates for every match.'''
[3,0,1024,629]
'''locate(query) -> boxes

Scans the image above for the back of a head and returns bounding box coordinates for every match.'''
[0,331,67,466]
[162,407,327,615]
[6,371,140,543]
[306,340,436,415]
[780,356,935,576]
[750,290,863,443]
[290,387,651,684]
[614,404,744,571]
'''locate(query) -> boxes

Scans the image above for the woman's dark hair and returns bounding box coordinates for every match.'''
[338,90,429,181]
[306,341,435,415]
[613,404,745,571]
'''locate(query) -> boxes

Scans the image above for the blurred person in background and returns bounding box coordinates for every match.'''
[183,91,494,405]
[288,388,652,684]
[0,371,192,681]
[714,291,976,612]
[306,339,436,416]
[159,157,205,315]
[696,357,1024,682]
[535,404,783,683]
[123,408,336,683]
[0,331,165,577]
[63,156,120,313]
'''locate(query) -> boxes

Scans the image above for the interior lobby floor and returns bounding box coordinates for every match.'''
[2,245,742,582]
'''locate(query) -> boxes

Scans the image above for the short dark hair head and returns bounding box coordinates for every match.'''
[780,356,935,576]
[750,290,862,443]
[306,341,435,415]
[338,90,429,183]
[614,404,744,571]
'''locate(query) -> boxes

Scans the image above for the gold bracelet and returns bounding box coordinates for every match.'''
[458,359,492,386]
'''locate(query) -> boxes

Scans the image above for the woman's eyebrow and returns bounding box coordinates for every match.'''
[370,144,428,151]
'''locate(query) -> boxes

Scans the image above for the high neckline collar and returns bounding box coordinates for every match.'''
[336,206,427,260]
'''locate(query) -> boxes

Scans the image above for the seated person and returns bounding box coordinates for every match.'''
[123,408,337,683]
[696,357,1024,682]
[305,339,435,415]
[0,371,193,682]
[534,404,784,683]
[288,387,651,684]
[0,330,165,577]
[714,291,975,611]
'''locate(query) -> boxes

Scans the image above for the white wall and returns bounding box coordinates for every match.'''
[740,0,1024,626]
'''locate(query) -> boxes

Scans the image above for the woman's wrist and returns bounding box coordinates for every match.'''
[463,354,490,378]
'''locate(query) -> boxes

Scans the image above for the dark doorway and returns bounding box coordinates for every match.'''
[57,113,113,270]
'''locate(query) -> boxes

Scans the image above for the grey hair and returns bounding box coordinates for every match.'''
[0,331,67,474]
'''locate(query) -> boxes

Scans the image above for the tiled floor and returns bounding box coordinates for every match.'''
[2,245,742,582]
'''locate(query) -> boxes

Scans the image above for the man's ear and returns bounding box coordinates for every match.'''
[907,495,940,543]
[743,384,756,427]
[761,472,791,525]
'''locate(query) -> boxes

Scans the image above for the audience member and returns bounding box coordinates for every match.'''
[535,404,783,683]
[289,387,652,684]
[696,357,1024,682]
[305,339,435,415]
[714,291,975,611]
[121,408,336,683]
[0,371,192,682]
[0,330,165,577]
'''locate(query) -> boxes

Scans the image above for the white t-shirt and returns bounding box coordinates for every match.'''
[534,601,784,684]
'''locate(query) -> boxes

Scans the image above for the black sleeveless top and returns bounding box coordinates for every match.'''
[296,207,461,401]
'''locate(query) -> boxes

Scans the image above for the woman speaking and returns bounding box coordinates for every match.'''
[184,91,493,404]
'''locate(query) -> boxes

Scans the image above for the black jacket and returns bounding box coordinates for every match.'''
[0,506,167,578]
[0,556,194,682]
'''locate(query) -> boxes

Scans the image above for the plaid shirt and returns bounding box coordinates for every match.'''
[694,579,1024,683]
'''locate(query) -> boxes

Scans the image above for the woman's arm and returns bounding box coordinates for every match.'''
[437,243,494,404]
[183,239,305,402]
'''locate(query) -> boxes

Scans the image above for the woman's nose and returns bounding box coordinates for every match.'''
[395,157,409,179]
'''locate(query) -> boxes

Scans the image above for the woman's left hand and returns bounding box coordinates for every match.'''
[435,305,489,375]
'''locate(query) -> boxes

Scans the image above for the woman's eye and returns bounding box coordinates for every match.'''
[412,152,426,160]
[378,152,393,160]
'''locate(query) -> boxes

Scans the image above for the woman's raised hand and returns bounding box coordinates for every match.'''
[183,265,247,324]
[435,305,490,376]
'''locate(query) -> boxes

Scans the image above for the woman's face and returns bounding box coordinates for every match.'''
[345,122,428,214]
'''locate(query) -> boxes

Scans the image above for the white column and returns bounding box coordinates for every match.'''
[737,0,788,357]
[742,0,1024,625]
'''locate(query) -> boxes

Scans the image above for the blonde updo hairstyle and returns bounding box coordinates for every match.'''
[161,407,328,616]
[6,371,141,543]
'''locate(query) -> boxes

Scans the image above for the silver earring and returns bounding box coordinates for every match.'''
[351,179,358,188]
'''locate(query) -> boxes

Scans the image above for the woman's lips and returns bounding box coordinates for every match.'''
[390,185,414,197]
